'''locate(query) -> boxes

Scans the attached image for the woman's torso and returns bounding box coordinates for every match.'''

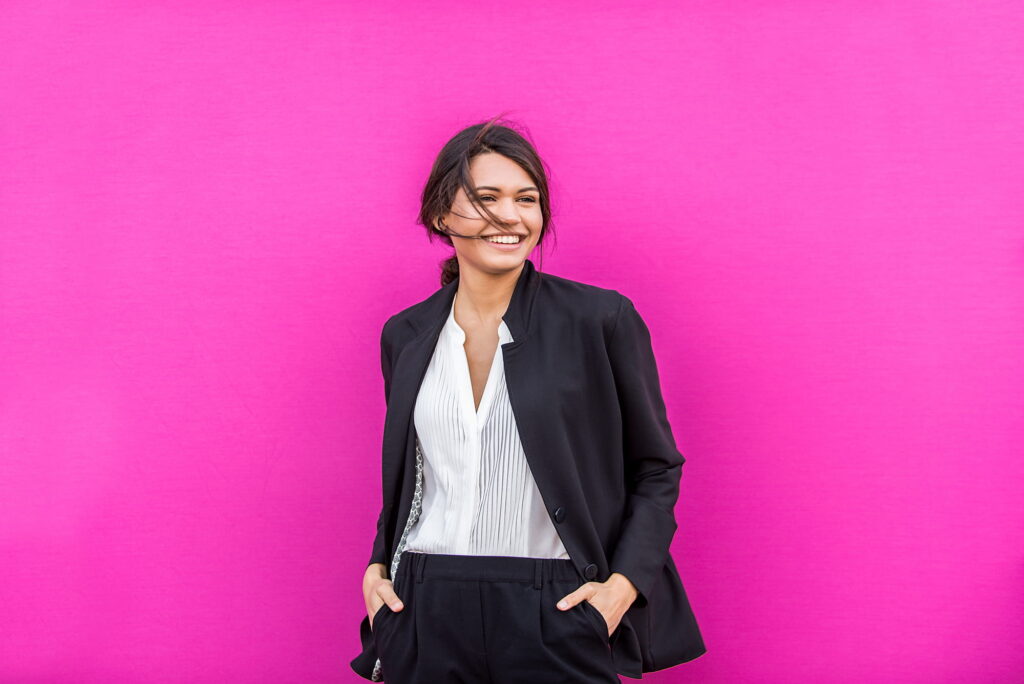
[403,291,570,559]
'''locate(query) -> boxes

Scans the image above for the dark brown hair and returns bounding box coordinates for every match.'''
[419,114,556,286]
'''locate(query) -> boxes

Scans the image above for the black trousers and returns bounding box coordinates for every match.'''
[371,551,622,683]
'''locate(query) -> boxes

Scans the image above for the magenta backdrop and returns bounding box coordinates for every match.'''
[1,1,1022,682]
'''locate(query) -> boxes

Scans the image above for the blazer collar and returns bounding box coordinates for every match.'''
[407,257,541,345]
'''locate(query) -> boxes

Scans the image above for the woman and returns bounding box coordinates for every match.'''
[350,118,705,682]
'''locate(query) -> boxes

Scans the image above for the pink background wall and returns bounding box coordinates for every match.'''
[2,1,1022,682]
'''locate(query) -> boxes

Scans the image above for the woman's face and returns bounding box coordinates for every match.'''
[438,152,543,275]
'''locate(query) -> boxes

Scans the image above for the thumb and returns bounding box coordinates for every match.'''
[556,590,582,610]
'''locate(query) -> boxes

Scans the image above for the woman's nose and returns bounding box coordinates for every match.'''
[499,202,523,224]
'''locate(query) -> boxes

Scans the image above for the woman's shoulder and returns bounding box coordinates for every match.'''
[534,270,628,332]
[378,281,452,347]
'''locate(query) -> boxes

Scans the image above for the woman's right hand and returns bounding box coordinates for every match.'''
[365,562,405,629]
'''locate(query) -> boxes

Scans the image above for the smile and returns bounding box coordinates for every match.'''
[481,234,526,251]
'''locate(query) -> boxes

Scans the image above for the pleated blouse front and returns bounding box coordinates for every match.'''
[403,291,570,559]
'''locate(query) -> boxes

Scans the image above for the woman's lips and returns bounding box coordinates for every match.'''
[482,236,525,252]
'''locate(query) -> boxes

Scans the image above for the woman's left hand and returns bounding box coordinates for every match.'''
[556,572,639,637]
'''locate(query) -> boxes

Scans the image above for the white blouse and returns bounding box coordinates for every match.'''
[403,291,570,559]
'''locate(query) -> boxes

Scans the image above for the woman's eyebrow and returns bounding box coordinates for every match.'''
[475,185,539,193]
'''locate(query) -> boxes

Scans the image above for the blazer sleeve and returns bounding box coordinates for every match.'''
[366,316,396,570]
[606,295,685,608]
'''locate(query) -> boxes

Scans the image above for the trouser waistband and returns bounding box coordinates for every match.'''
[398,551,580,589]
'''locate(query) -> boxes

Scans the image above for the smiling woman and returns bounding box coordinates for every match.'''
[350,115,706,682]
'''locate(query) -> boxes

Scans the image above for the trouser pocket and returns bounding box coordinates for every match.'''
[579,598,611,645]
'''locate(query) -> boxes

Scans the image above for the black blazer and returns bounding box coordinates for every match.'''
[351,258,706,680]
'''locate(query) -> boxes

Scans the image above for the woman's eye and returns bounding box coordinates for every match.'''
[480,195,538,203]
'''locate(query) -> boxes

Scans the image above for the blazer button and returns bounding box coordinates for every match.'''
[584,563,598,580]
[553,506,566,523]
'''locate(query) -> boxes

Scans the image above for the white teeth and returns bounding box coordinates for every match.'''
[484,235,521,244]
